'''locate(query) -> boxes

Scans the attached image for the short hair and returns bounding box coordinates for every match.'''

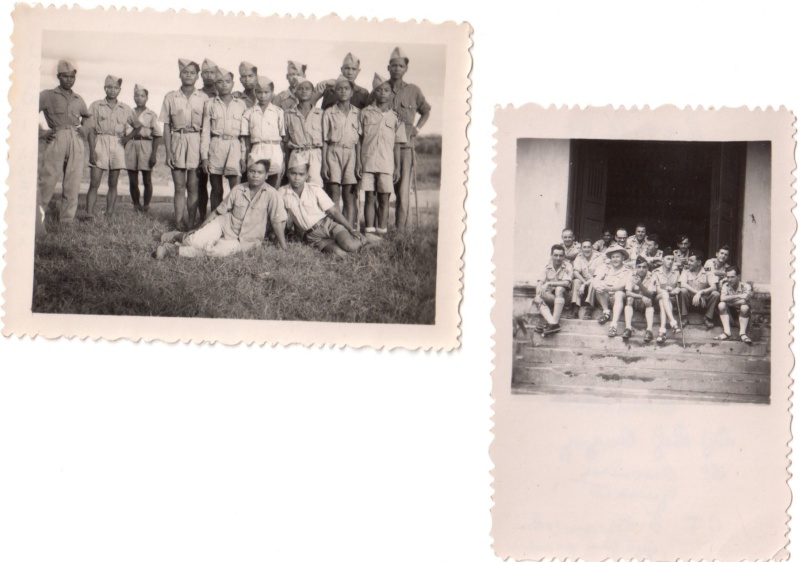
[645,233,660,246]
[662,246,673,256]
[561,228,574,236]
[677,234,691,244]
[615,228,628,237]
[249,159,271,172]
[580,238,593,246]
[727,265,741,276]
[601,227,612,235]
[688,249,705,262]
[551,244,565,255]
[718,244,731,253]
[185,62,200,73]
[635,223,647,230]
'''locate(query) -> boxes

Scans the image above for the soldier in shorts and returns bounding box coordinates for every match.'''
[623,256,656,342]
[533,245,573,335]
[716,265,753,344]
[125,84,162,212]
[242,75,285,188]
[651,250,683,343]
[593,246,631,337]
[197,58,219,221]
[679,249,720,329]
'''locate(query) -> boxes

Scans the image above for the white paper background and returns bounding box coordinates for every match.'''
[0,1,796,561]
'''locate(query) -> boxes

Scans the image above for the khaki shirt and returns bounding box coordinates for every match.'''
[159,88,208,131]
[680,268,715,291]
[593,263,631,290]
[200,96,248,160]
[573,251,603,281]
[539,260,573,290]
[560,241,581,261]
[625,235,647,258]
[274,83,328,111]
[721,280,752,303]
[359,104,407,174]
[626,271,654,295]
[241,104,285,143]
[87,99,141,135]
[39,86,90,129]
[216,183,287,243]
[322,104,361,147]
[232,90,256,109]
[389,80,430,148]
[279,182,333,232]
[285,107,324,148]
[321,81,370,110]
[651,267,681,291]
[129,108,162,138]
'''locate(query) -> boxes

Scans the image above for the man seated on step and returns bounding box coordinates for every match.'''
[593,246,631,337]
[601,228,629,265]
[533,245,573,335]
[622,256,656,342]
[704,244,732,280]
[568,238,603,319]
[678,249,720,329]
[640,233,664,271]
[625,223,648,259]
[716,265,753,344]
[592,227,613,253]
[558,228,581,262]
[651,249,683,344]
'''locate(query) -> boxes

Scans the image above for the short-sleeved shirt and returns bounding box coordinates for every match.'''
[642,249,663,267]
[592,239,609,253]
[704,258,731,275]
[216,183,287,243]
[321,81,370,110]
[721,280,752,303]
[539,260,573,290]
[130,108,162,138]
[241,104,285,143]
[279,182,334,232]
[651,267,681,291]
[159,88,208,131]
[573,251,603,281]
[87,99,141,135]
[593,264,631,290]
[389,80,431,148]
[625,235,647,258]
[274,83,328,112]
[626,271,653,295]
[39,86,91,129]
[680,268,715,291]
[285,107,324,148]
[559,241,581,261]
[322,104,361,147]
[200,96,249,160]
[232,90,256,109]
[359,104,407,174]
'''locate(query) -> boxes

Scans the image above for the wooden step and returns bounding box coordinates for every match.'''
[521,346,770,375]
[511,382,769,404]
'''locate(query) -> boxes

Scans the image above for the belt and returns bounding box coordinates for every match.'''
[133,135,153,140]
[328,142,356,149]
[252,140,282,145]
[97,132,121,136]
[53,125,80,131]
[304,217,328,236]
[173,128,199,134]
[294,145,322,150]
[212,134,240,140]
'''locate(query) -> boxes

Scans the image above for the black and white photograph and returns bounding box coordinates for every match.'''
[512,138,772,403]
[5,6,471,347]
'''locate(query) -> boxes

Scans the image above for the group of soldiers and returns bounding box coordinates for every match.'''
[533,224,754,344]
[36,47,431,244]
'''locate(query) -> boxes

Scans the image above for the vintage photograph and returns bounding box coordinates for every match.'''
[5,6,471,347]
[512,138,772,403]
[491,105,792,561]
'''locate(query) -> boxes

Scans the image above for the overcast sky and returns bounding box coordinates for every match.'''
[41,30,445,135]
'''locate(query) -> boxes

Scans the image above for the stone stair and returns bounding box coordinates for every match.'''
[512,311,771,404]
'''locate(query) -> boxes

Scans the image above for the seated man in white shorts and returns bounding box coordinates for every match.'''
[280,153,381,257]
[716,265,754,344]
[155,159,287,259]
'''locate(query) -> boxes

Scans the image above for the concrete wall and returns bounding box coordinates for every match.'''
[741,141,771,289]
[514,139,571,285]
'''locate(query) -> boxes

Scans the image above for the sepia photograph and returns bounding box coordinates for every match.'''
[5,6,471,347]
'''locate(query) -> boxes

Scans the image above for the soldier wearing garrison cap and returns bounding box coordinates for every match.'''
[320,52,370,110]
[242,75,286,188]
[285,74,325,187]
[125,83,162,212]
[36,59,92,234]
[234,61,258,109]
[159,58,209,229]
[85,74,142,219]
[274,60,314,111]
[196,58,219,221]
[201,66,249,213]
[386,46,431,229]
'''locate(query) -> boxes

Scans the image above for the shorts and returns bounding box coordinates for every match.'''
[248,141,283,175]
[125,138,155,171]
[540,286,568,306]
[723,298,751,317]
[628,295,655,311]
[209,136,244,176]
[304,216,347,251]
[360,172,392,193]
[170,131,201,169]
[326,144,357,185]
[92,134,127,170]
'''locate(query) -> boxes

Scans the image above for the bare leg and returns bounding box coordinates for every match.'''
[86,167,104,217]
[186,168,199,228]
[141,171,153,210]
[209,175,225,214]
[364,191,377,230]
[171,168,187,229]
[197,167,209,221]
[378,193,391,231]
[106,169,120,216]
[329,183,342,212]
[342,184,358,228]
[128,170,142,209]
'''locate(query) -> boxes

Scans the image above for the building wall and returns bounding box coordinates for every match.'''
[741,141,771,289]
[514,139,571,285]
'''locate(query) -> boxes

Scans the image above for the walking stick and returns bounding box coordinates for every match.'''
[411,146,419,229]
[675,295,686,349]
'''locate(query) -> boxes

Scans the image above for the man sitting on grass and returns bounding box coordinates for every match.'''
[155,159,287,259]
[280,153,381,257]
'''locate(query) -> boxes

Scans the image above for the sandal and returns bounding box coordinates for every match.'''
[607,326,617,338]
[598,312,611,325]
[644,329,653,342]
[656,330,666,344]
[714,333,731,341]
[672,325,682,336]
[622,328,632,340]
[740,334,753,345]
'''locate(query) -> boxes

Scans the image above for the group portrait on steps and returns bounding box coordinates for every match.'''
[533,224,754,344]
[36,47,431,259]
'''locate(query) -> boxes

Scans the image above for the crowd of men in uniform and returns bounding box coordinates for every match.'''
[36,47,431,258]
[533,224,755,344]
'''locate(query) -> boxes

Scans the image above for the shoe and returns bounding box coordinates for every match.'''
[681,318,689,327]
[622,328,632,340]
[543,323,561,335]
[533,320,547,333]
[672,323,682,336]
[656,330,667,344]
[598,311,611,325]
[740,334,753,345]
[703,317,715,329]
[644,329,653,342]
[607,326,617,338]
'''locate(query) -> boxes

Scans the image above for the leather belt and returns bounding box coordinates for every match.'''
[252,140,281,145]
[212,134,240,140]
[304,217,327,236]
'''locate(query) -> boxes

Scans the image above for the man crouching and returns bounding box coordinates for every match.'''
[155,159,287,259]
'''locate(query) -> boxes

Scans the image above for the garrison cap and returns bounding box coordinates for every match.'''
[389,46,409,64]
[178,58,199,72]
[287,150,310,171]
[287,60,307,76]
[202,58,219,72]
[372,73,390,90]
[104,75,122,87]
[214,67,234,81]
[342,52,360,67]
[57,60,77,74]
[239,61,257,75]
[255,75,274,90]
[635,256,648,267]
[334,75,351,87]
[295,75,313,88]
[133,83,147,94]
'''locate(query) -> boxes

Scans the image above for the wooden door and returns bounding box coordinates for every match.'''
[567,140,609,242]
[709,142,746,260]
